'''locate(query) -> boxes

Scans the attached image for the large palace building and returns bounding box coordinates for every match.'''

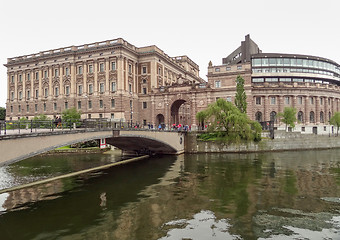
[5,35,340,133]
[5,38,204,126]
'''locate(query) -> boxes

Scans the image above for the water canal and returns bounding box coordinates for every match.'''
[1,149,340,239]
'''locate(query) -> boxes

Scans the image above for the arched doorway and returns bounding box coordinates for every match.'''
[156,114,165,126]
[170,99,191,126]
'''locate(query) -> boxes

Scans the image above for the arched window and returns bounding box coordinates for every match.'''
[270,111,277,123]
[310,111,315,123]
[320,111,324,123]
[255,111,262,122]
[298,111,304,123]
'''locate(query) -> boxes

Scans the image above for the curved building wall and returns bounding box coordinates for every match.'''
[250,54,340,126]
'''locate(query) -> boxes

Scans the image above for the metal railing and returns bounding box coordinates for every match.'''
[0,119,191,136]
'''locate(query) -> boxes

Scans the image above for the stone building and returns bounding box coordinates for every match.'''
[5,38,204,127]
[208,35,340,134]
[6,35,340,133]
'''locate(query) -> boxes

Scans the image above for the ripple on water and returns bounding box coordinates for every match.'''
[159,210,241,240]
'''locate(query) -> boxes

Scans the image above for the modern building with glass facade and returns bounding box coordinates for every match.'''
[208,35,340,134]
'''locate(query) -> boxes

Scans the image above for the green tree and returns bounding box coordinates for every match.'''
[330,112,340,136]
[0,107,6,120]
[196,111,208,130]
[234,75,247,113]
[279,107,297,130]
[196,98,261,142]
[62,107,81,123]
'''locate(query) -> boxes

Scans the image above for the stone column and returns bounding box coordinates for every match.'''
[14,73,18,100]
[59,65,64,98]
[22,72,26,101]
[105,58,110,95]
[305,96,309,123]
[49,67,53,99]
[191,93,197,128]
[83,62,87,95]
[70,64,76,98]
[315,97,320,124]
[94,60,98,95]
[38,69,42,100]
[264,96,269,121]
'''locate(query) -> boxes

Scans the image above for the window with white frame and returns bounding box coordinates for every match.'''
[78,66,83,74]
[78,85,83,95]
[111,62,116,71]
[88,84,93,94]
[111,82,116,92]
[88,64,93,73]
[298,96,303,104]
[99,63,104,72]
[44,70,48,78]
[65,86,70,96]
[55,69,59,77]
[100,83,105,93]
[270,96,276,105]
[65,67,69,76]
[256,96,261,105]
[88,100,92,109]
[285,96,290,104]
[215,80,221,88]
[111,99,115,108]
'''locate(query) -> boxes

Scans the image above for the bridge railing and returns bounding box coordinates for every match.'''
[0,118,192,136]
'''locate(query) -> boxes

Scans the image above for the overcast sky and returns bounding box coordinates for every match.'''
[1,0,339,108]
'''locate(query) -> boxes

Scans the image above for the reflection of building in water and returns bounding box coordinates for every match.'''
[2,180,64,211]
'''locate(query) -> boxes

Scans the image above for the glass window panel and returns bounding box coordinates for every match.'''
[296,59,303,66]
[293,78,303,82]
[262,58,269,66]
[252,78,264,82]
[253,59,261,66]
[283,58,291,66]
[277,58,283,66]
[269,58,277,66]
[303,59,308,67]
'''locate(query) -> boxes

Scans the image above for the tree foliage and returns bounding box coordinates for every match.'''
[234,75,247,114]
[330,112,340,135]
[279,107,297,130]
[0,107,5,120]
[196,98,261,142]
[62,107,81,122]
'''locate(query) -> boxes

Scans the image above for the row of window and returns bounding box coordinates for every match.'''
[252,67,338,78]
[9,62,152,84]
[252,77,329,84]
[10,82,148,101]
[10,99,148,113]
[252,58,340,74]
[215,66,242,72]
[255,110,331,123]
[255,96,333,105]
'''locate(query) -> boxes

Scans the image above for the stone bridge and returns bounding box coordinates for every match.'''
[0,129,185,166]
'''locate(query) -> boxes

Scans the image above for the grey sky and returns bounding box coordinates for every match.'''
[1,0,339,108]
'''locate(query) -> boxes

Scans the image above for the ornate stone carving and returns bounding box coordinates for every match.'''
[97,72,105,81]
[63,75,71,83]
[42,78,49,86]
[76,74,83,83]
[128,75,133,83]
[87,73,94,83]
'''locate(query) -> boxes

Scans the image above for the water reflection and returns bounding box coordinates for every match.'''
[0,150,340,239]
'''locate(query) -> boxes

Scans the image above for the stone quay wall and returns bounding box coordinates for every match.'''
[185,130,340,153]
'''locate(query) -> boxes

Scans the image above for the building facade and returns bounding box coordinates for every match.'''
[208,35,340,134]
[6,35,340,133]
[5,38,204,127]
